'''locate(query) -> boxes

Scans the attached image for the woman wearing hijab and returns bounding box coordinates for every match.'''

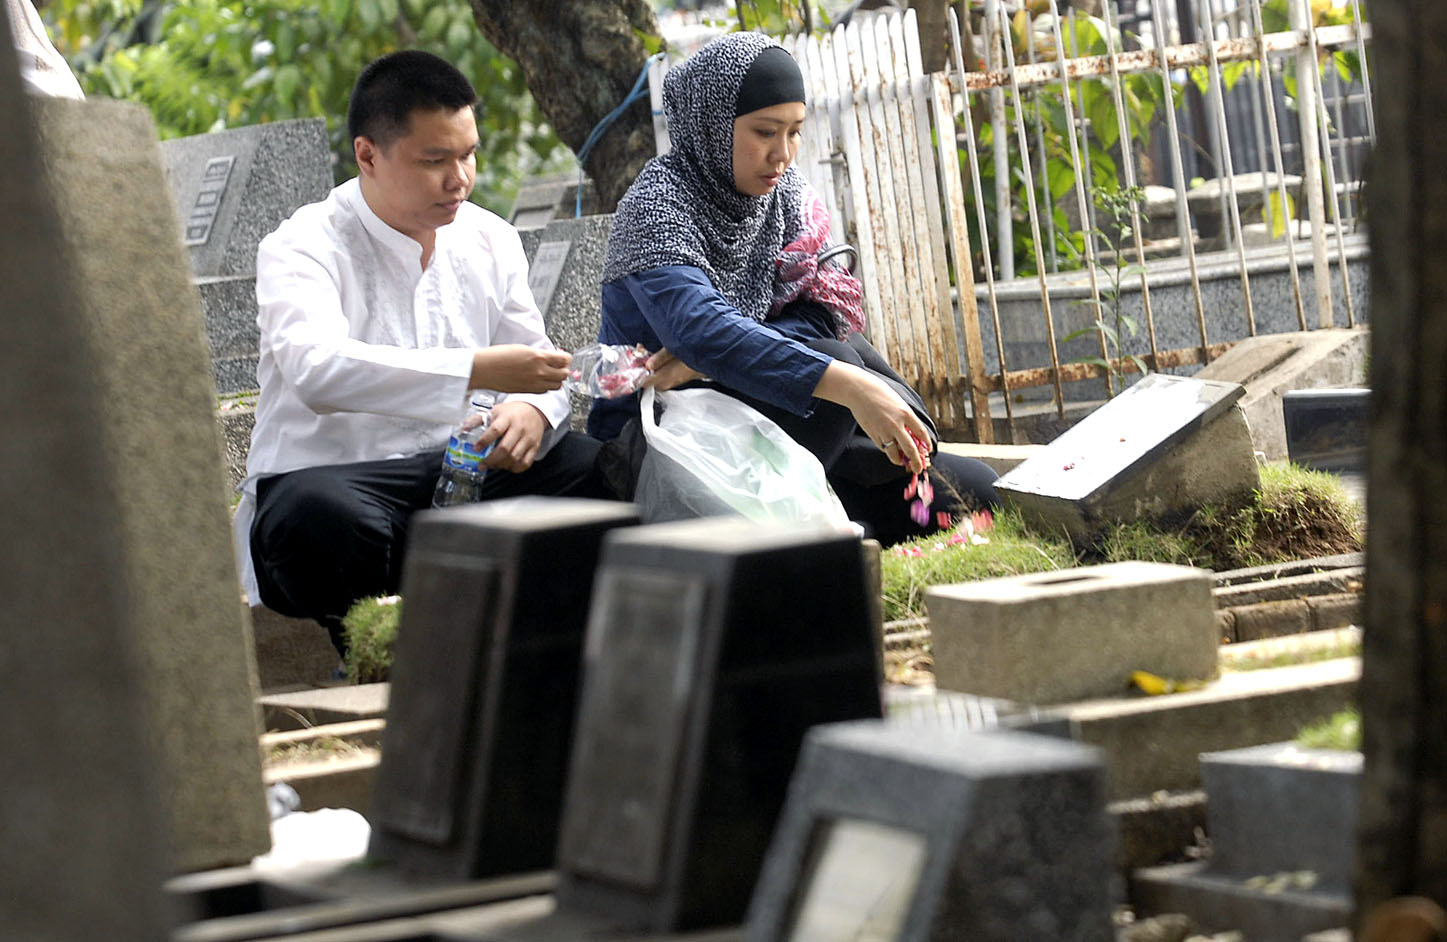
[589,31,998,544]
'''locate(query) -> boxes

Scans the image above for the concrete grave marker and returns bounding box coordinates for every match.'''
[0,16,171,935]
[549,518,884,934]
[928,561,1219,705]
[1133,741,1360,940]
[520,214,613,357]
[745,721,1114,941]
[368,497,641,879]
[995,374,1258,541]
[25,93,272,873]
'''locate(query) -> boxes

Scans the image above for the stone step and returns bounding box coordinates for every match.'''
[257,683,388,732]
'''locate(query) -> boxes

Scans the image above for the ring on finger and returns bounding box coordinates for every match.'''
[880,438,896,449]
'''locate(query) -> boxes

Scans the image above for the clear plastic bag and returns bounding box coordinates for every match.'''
[564,343,652,398]
[634,386,851,529]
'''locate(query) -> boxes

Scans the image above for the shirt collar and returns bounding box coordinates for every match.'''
[340,177,438,270]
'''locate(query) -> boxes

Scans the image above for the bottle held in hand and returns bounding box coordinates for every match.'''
[563,343,652,399]
[432,391,496,508]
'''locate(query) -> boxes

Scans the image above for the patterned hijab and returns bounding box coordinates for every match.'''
[602,31,863,335]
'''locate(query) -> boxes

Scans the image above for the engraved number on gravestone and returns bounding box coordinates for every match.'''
[183,156,235,246]
[527,240,571,317]
[373,551,497,845]
[787,818,928,942]
[559,567,706,891]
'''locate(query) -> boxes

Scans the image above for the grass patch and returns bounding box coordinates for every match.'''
[342,595,402,684]
[882,462,1362,623]
[1296,706,1361,751]
[882,508,1075,622]
[265,735,366,767]
[1093,462,1363,571]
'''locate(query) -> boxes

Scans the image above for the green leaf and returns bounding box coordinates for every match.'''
[274,63,300,107]
[1262,188,1297,239]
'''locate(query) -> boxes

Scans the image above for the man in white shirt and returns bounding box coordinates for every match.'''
[235,50,608,652]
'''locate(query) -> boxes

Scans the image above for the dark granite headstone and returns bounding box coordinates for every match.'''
[160,118,333,394]
[995,374,1259,540]
[745,721,1114,941]
[1282,388,1369,475]
[368,497,641,879]
[550,517,884,934]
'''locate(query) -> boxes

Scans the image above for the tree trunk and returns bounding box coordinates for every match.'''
[909,0,950,73]
[1355,0,1447,929]
[467,0,660,211]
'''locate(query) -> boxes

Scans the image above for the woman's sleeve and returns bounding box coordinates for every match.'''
[622,266,832,416]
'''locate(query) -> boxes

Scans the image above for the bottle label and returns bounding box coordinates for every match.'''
[442,436,494,473]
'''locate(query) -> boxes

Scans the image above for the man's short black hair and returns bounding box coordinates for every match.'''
[347,50,478,149]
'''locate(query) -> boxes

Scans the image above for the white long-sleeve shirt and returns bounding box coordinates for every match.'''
[233,177,570,601]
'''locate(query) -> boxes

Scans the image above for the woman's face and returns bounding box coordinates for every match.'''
[731,101,807,196]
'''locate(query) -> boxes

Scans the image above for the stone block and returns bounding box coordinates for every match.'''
[928,561,1218,705]
[1199,742,1362,891]
[247,603,343,690]
[995,375,1259,543]
[1108,790,1208,872]
[1230,598,1314,642]
[1283,387,1369,474]
[217,398,256,491]
[160,117,333,279]
[266,752,380,815]
[1131,862,1349,942]
[745,722,1114,941]
[1309,593,1362,631]
[258,684,389,732]
[198,273,260,394]
[28,95,270,872]
[1195,328,1369,460]
[0,26,171,935]
[937,441,1047,476]
[1058,658,1359,799]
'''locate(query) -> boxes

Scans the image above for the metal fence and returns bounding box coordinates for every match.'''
[654,2,1374,443]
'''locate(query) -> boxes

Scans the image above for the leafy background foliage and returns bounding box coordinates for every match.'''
[41,0,573,212]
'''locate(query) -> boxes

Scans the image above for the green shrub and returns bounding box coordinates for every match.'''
[342,595,402,684]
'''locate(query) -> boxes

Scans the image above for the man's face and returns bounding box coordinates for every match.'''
[355,105,479,241]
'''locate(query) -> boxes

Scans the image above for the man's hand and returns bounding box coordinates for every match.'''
[470,344,570,393]
[641,347,706,391]
[477,400,550,473]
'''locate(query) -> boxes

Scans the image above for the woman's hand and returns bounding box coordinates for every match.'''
[641,347,706,391]
[813,361,932,474]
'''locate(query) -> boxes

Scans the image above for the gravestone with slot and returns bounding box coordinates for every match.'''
[0,18,172,936]
[1133,741,1360,941]
[160,118,333,393]
[745,721,1113,941]
[525,517,883,937]
[368,497,641,879]
[994,374,1259,542]
[22,91,271,870]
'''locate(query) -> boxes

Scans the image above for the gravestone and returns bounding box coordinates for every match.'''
[547,517,884,935]
[25,93,271,872]
[368,497,641,879]
[928,561,1218,704]
[160,118,333,393]
[1133,742,1359,941]
[745,721,1114,941]
[1194,328,1369,460]
[1283,387,1369,475]
[994,374,1259,542]
[0,19,172,937]
[520,213,613,356]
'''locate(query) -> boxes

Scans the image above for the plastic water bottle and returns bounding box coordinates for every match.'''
[432,391,496,508]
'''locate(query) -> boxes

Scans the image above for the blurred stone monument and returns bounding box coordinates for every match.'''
[21,88,271,871]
